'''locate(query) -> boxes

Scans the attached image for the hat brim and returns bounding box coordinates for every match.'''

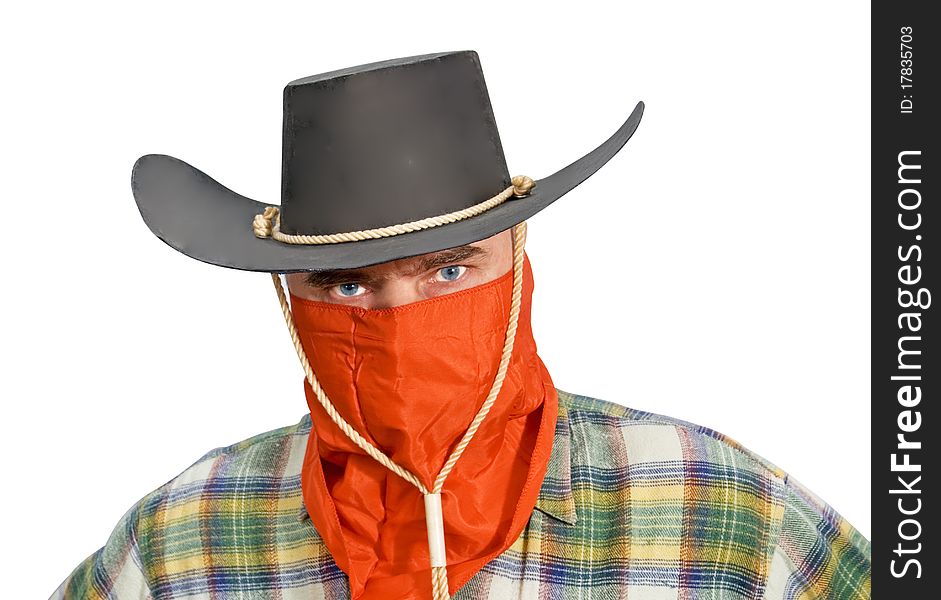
[132,101,643,272]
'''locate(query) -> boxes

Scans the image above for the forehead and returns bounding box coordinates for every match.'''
[340,229,506,273]
[299,239,496,288]
[298,229,510,287]
[356,241,490,276]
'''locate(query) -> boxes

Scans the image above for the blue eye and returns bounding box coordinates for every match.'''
[437,265,466,282]
[335,282,364,297]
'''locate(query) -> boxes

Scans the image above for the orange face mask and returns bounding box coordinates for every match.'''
[289,251,558,599]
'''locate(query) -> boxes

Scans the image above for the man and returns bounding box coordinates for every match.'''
[53,51,871,599]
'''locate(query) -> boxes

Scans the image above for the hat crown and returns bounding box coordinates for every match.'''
[280,50,511,236]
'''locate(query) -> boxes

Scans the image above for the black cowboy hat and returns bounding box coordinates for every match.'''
[131,50,644,272]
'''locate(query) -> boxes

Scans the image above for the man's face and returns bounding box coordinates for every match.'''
[286,228,513,309]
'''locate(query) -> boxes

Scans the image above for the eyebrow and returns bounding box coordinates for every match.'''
[414,245,488,274]
[304,245,488,288]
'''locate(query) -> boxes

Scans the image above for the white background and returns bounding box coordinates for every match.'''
[2,1,870,595]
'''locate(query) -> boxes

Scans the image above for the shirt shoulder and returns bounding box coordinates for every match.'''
[176,413,313,474]
[52,415,339,599]
[558,387,788,477]
[767,474,871,599]
[553,388,871,599]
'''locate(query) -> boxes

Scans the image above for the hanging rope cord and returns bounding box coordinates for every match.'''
[265,180,532,600]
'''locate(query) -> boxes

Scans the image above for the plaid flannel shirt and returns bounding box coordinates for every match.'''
[52,389,871,599]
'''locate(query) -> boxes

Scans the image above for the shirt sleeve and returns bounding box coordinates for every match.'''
[763,476,871,600]
[50,502,153,600]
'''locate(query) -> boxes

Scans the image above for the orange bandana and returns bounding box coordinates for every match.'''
[290,253,557,599]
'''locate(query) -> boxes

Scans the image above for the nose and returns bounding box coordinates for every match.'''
[370,279,424,309]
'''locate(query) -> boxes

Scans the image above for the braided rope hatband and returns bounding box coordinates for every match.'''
[254,176,534,244]
[271,220,528,600]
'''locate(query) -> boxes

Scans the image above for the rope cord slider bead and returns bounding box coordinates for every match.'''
[424,493,447,568]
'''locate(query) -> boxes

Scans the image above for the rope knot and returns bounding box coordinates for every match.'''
[510,175,535,197]
[253,206,280,238]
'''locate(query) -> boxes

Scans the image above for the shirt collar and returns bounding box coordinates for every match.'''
[533,400,578,526]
